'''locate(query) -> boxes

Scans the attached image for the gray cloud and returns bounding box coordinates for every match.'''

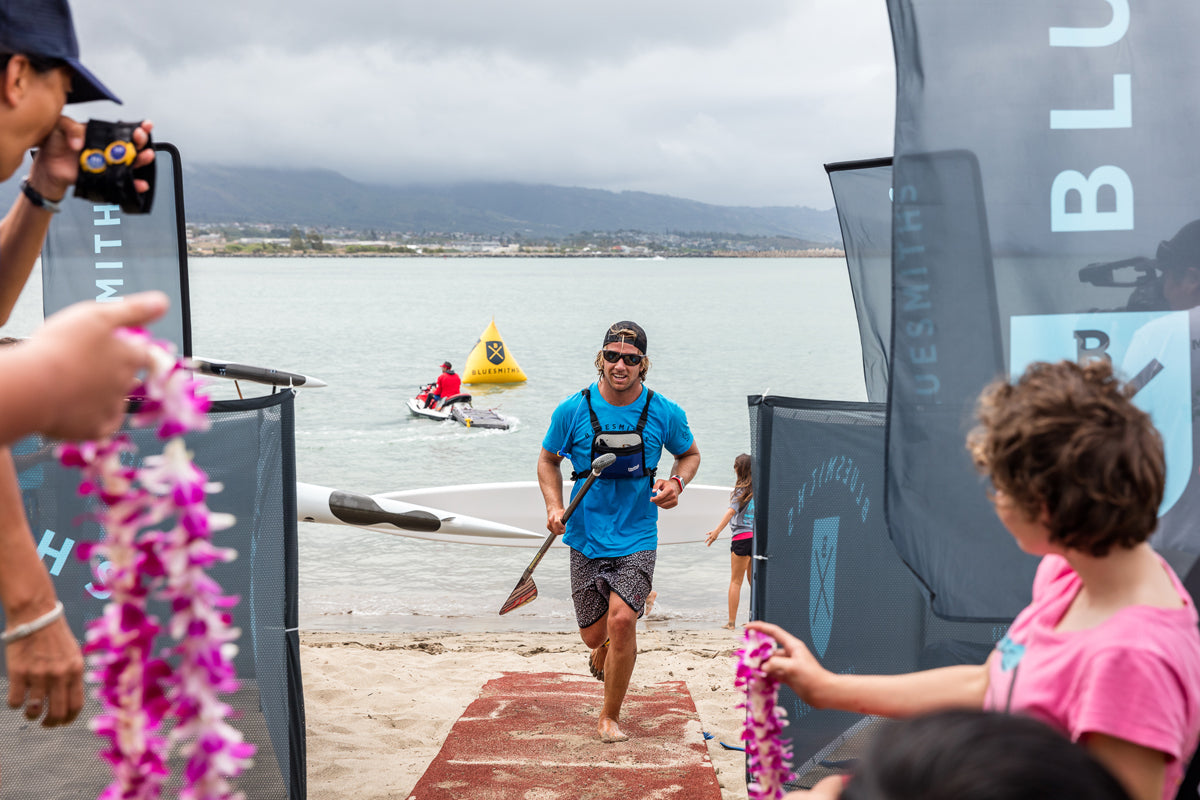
[69,0,894,208]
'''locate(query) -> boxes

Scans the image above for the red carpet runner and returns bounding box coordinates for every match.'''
[408,671,725,799]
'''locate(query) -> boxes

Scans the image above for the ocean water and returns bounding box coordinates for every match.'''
[5,257,866,632]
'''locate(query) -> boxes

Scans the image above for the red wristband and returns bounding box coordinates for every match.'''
[670,475,684,493]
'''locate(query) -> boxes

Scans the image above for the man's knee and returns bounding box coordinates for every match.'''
[607,601,638,637]
[580,620,608,649]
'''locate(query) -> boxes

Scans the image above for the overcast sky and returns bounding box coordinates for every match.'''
[69,1,895,209]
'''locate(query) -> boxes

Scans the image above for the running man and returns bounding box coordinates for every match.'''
[537,320,700,742]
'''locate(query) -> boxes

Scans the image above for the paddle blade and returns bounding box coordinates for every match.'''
[499,577,538,615]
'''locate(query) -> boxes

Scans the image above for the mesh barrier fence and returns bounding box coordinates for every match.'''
[1,390,303,799]
[748,395,1004,791]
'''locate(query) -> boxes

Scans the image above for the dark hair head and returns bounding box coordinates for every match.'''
[732,453,753,508]
[842,710,1131,800]
[595,322,652,380]
[967,359,1164,556]
[602,320,647,354]
[1157,219,1200,276]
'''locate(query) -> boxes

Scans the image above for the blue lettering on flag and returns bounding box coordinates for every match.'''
[1010,311,1191,515]
[86,560,113,600]
[36,529,74,577]
[809,515,839,657]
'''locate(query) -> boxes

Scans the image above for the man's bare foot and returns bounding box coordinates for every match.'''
[722,622,737,630]
[599,716,628,743]
[588,641,609,682]
[644,590,658,618]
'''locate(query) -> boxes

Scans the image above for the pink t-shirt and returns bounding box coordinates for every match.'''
[984,554,1200,799]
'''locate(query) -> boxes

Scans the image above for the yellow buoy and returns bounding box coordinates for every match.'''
[462,319,527,384]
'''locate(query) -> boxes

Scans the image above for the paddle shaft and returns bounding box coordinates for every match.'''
[516,466,603,581]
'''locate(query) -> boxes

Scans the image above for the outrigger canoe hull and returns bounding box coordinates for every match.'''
[299,481,730,547]
[297,482,543,547]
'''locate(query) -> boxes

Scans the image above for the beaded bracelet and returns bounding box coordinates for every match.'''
[1,601,65,644]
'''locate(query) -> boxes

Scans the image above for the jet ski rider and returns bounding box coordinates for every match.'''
[426,361,462,408]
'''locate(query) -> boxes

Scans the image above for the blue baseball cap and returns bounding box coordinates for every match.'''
[0,0,121,104]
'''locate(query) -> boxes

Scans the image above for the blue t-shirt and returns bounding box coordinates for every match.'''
[542,382,694,558]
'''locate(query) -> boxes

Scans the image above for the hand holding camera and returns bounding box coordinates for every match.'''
[74,119,156,213]
[28,118,156,215]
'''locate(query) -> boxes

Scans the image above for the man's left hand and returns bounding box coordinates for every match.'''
[651,479,681,509]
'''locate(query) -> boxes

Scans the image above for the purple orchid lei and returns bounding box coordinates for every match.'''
[736,628,795,800]
[58,333,255,800]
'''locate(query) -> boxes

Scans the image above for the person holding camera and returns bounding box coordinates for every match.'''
[0,0,166,732]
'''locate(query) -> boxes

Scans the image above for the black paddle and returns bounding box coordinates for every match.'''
[499,452,616,615]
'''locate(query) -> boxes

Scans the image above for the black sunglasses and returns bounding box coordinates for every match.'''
[602,350,644,366]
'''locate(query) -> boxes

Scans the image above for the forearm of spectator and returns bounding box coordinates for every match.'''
[814,663,991,718]
[0,116,83,325]
[749,620,991,718]
[0,189,56,325]
[0,451,85,726]
[0,451,57,619]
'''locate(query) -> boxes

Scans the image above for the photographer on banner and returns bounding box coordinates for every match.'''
[0,0,166,733]
[1078,219,1200,314]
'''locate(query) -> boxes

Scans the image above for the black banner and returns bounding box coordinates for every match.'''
[884,1,1200,619]
[42,143,192,356]
[825,158,893,403]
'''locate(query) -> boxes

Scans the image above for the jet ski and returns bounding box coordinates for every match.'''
[407,385,512,430]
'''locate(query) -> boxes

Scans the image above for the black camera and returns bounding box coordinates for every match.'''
[1078,256,1167,312]
[73,119,155,214]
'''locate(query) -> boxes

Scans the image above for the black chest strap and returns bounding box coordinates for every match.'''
[569,387,656,480]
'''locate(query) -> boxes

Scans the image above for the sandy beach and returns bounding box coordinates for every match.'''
[301,624,751,800]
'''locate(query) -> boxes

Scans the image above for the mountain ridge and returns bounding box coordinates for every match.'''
[179,164,842,243]
[0,164,843,244]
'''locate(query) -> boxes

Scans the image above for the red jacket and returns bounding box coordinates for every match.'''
[435,371,461,397]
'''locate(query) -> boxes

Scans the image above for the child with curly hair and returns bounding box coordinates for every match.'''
[751,360,1200,800]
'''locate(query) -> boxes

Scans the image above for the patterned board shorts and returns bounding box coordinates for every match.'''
[569,548,657,629]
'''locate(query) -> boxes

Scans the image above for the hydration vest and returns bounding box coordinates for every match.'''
[570,387,656,480]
